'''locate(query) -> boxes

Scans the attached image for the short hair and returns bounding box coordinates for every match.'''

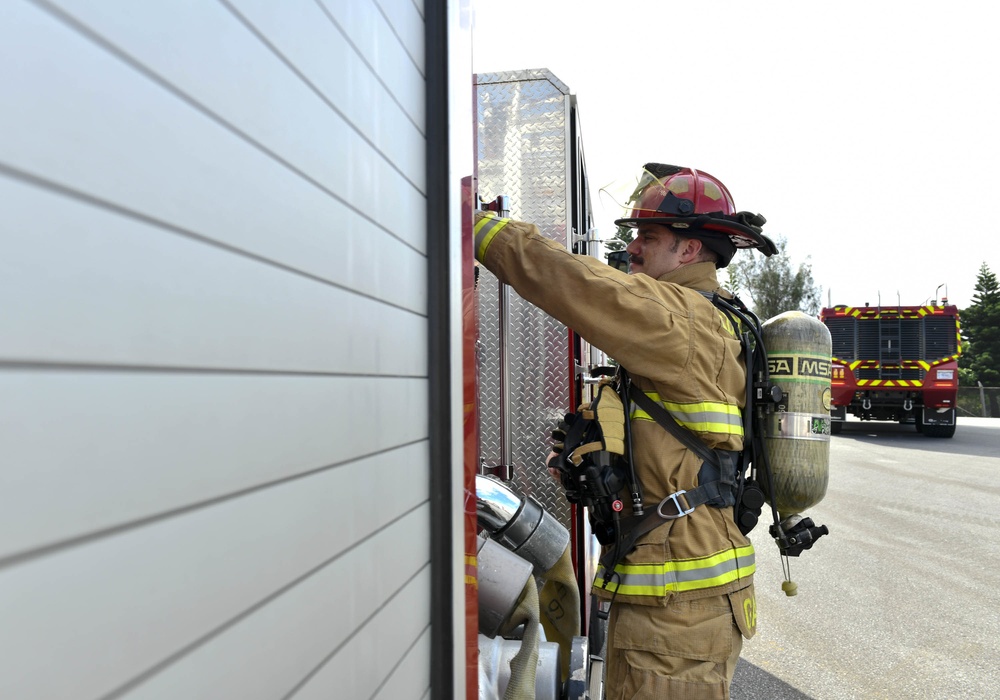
[695,243,719,265]
[679,235,719,265]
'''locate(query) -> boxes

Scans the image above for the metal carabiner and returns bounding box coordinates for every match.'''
[657,490,695,520]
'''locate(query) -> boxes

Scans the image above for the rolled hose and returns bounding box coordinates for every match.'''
[476,475,580,680]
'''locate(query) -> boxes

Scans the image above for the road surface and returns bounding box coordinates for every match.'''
[733,416,1000,700]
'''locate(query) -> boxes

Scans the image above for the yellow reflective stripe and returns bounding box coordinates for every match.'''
[858,379,924,387]
[717,309,737,338]
[465,554,478,587]
[474,214,509,261]
[842,305,943,320]
[630,392,743,436]
[596,545,755,596]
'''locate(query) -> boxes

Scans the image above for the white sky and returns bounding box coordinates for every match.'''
[470,0,999,310]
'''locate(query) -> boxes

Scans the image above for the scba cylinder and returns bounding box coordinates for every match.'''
[761,311,832,517]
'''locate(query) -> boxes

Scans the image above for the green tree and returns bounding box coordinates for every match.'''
[603,224,634,272]
[604,224,634,252]
[725,235,821,320]
[958,263,1000,388]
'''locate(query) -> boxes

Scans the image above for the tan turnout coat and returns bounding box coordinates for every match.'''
[475,214,756,612]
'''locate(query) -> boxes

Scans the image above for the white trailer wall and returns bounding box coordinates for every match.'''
[0,1,460,698]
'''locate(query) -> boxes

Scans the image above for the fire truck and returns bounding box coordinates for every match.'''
[2,5,831,695]
[820,303,962,437]
[467,69,607,699]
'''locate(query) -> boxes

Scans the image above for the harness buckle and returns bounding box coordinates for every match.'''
[657,490,695,519]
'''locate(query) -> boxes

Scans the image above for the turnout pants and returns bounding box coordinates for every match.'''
[604,588,754,700]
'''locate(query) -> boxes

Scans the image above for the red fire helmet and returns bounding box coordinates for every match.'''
[613,163,777,267]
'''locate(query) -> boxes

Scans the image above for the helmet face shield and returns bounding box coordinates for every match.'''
[606,164,736,226]
[602,162,778,267]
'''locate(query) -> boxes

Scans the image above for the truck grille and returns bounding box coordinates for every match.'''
[827,318,856,359]
[900,320,921,359]
[925,317,959,356]
[824,311,959,375]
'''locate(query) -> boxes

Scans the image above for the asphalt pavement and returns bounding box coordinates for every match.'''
[733,416,1000,700]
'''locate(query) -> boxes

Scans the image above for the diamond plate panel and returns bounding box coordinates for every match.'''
[476,70,575,527]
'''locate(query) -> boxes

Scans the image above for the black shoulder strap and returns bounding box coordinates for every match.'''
[628,384,720,468]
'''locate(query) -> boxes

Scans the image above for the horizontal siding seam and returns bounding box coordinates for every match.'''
[369,622,432,699]
[28,1,427,253]
[0,360,430,379]
[309,0,426,135]
[100,528,432,700]
[218,0,427,183]
[0,165,428,318]
[372,0,426,79]
[0,438,430,571]
[279,563,432,700]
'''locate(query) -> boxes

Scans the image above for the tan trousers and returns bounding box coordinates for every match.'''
[604,592,746,700]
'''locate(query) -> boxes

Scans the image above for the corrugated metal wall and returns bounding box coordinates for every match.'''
[0,2,433,698]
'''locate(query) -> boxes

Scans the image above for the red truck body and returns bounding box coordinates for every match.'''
[820,304,962,437]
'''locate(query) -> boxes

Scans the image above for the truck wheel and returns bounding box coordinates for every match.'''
[923,423,956,438]
[830,421,843,435]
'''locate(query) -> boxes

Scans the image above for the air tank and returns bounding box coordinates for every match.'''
[761,311,832,517]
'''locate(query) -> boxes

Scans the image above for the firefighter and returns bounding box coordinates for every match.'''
[473,163,776,699]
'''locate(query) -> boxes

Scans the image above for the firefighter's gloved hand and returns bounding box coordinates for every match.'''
[563,383,626,467]
[549,413,578,455]
[545,450,562,484]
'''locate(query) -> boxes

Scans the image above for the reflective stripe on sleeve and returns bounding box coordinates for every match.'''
[596,545,755,596]
[474,214,509,262]
[630,391,744,436]
[717,309,737,337]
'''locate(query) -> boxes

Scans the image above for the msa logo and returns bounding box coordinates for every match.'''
[769,355,832,379]
[769,357,793,376]
[799,358,832,379]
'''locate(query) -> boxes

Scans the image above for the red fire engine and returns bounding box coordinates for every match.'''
[820,304,962,437]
